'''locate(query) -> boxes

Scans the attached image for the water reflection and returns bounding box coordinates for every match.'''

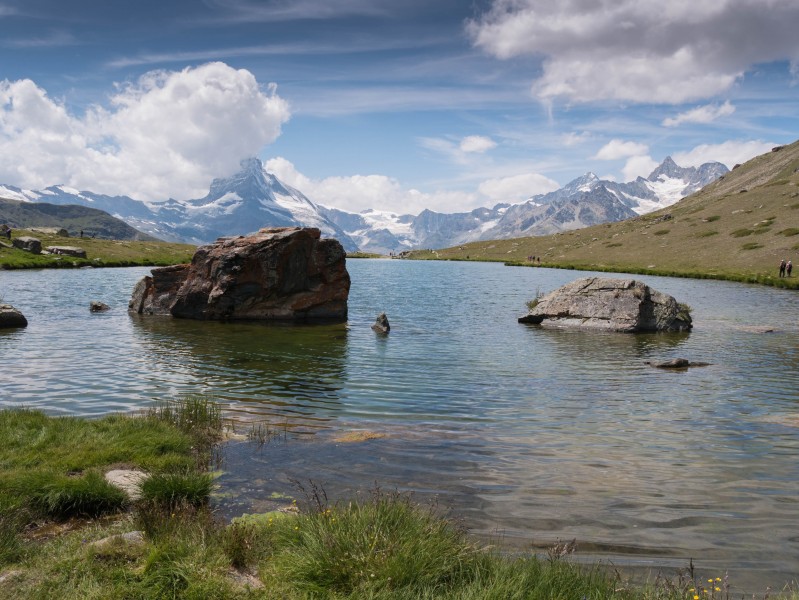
[129,315,349,428]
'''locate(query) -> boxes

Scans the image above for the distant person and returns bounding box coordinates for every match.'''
[788,260,793,277]
[80,229,83,238]
[5,228,10,240]
[779,259,787,277]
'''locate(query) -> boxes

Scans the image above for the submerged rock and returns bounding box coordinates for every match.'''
[0,304,27,328]
[129,227,350,322]
[645,358,710,369]
[518,277,692,333]
[90,301,110,312]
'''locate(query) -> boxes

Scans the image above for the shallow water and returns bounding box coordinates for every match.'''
[1,260,798,591]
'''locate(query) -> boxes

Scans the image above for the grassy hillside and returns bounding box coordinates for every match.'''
[0,197,156,241]
[0,228,195,269]
[409,140,799,288]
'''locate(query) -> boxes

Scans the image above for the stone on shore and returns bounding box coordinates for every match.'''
[129,227,350,322]
[518,277,692,332]
[12,236,42,254]
[0,304,27,328]
[46,246,87,258]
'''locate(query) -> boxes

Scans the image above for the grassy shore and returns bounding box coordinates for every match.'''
[406,140,799,290]
[0,229,195,269]
[1,402,796,599]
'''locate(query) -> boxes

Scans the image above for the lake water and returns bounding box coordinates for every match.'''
[1,260,798,592]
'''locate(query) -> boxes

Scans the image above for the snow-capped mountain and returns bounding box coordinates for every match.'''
[0,158,359,251]
[0,155,726,254]
[322,157,728,252]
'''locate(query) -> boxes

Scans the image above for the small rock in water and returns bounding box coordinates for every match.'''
[90,301,110,312]
[371,312,390,334]
[0,304,27,328]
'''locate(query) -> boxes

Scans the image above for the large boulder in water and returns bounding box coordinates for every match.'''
[129,227,350,322]
[518,277,692,332]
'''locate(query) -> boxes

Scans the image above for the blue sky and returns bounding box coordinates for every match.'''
[1,0,798,214]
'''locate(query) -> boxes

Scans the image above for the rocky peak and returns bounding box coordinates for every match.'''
[647,156,686,181]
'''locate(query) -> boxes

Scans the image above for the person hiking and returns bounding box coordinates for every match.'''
[788,260,793,277]
[779,259,787,277]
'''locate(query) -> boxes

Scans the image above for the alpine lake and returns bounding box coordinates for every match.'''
[1,259,798,592]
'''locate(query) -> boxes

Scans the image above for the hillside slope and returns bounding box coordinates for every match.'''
[410,140,799,287]
[0,198,157,241]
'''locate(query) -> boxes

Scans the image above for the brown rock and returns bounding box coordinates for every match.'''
[129,227,350,322]
[129,264,190,316]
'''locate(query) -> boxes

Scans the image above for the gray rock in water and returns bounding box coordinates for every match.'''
[90,301,110,312]
[0,304,27,328]
[518,277,692,333]
[371,312,390,334]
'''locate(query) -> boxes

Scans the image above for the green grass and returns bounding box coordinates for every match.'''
[2,405,798,598]
[0,229,195,270]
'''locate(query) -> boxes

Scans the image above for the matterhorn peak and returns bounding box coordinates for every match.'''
[239,156,265,174]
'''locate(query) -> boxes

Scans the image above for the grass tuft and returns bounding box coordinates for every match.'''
[139,471,215,510]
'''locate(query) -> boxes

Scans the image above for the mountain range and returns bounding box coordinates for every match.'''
[0,156,727,253]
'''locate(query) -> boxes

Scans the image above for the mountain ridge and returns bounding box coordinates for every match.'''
[0,156,727,252]
[408,140,799,287]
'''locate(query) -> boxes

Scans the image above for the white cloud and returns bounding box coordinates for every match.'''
[420,134,498,164]
[266,157,558,214]
[593,139,649,160]
[672,140,776,169]
[561,131,591,147]
[662,101,735,127]
[459,135,497,153]
[478,172,560,203]
[0,62,290,201]
[622,155,659,181]
[468,0,799,104]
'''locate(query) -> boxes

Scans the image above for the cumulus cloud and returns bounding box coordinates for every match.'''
[266,156,475,214]
[468,0,799,104]
[0,62,290,201]
[478,172,560,203]
[622,155,660,181]
[672,140,776,169]
[459,135,497,153]
[662,101,735,127]
[266,157,558,214]
[593,139,649,160]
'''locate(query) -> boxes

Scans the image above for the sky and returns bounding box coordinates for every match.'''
[1,0,798,215]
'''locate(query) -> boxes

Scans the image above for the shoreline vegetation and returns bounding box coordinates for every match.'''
[1,400,796,599]
[0,229,195,270]
[402,140,799,291]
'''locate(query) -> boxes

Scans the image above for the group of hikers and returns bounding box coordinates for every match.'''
[779,258,793,277]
